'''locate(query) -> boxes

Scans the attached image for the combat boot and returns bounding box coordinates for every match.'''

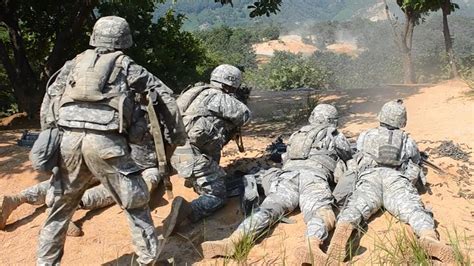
[162,196,192,237]
[418,230,456,264]
[66,221,83,237]
[327,222,354,263]
[201,230,246,258]
[294,237,329,265]
[0,194,27,230]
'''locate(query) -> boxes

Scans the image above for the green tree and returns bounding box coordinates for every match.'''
[196,26,257,71]
[0,0,209,118]
[430,0,460,78]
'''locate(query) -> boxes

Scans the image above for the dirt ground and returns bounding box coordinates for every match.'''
[0,80,472,265]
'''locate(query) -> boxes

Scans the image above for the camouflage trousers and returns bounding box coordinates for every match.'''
[37,130,159,265]
[238,168,334,240]
[18,168,161,210]
[338,167,434,236]
[172,142,227,222]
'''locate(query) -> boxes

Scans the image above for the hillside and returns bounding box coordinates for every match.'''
[153,0,474,31]
[0,80,472,264]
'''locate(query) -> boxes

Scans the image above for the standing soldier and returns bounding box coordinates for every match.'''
[328,100,456,263]
[36,16,185,265]
[201,104,353,264]
[163,64,251,237]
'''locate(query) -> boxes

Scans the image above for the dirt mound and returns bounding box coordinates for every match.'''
[0,80,472,264]
[326,42,364,57]
[0,112,39,130]
[252,35,318,57]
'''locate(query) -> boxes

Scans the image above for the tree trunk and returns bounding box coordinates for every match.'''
[383,0,417,84]
[402,12,416,84]
[402,50,416,84]
[441,2,459,78]
[0,21,41,117]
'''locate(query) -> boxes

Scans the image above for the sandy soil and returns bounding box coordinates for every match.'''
[252,34,363,62]
[0,80,472,265]
[326,43,364,57]
[252,35,318,57]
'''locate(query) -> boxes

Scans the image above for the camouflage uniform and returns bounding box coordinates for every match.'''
[1,149,161,213]
[201,104,352,263]
[328,100,456,264]
[337,126,433,232]
[35,16,185,265]
[169,65,250,224]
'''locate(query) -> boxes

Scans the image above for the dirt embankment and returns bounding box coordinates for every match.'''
[0,80,472,264]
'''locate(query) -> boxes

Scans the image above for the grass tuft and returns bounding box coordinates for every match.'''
[446,227,472,265]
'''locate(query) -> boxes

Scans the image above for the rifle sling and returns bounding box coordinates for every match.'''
[146,96,168,176]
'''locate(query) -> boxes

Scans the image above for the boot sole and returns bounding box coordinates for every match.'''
[420,240,456,263]
[162,197,184,238]
[0,196,9,230]
[66,221,83,237]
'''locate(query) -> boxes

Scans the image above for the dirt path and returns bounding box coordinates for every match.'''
[0,80,472,264]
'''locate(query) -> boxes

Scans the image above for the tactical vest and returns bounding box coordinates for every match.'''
[57,49,133,132]
[177,84,221,145]
[361,127,407,167]
[177,84,213,116]
[286,124,338,171]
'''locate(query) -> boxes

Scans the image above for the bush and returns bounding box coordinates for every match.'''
[245,51,332,90]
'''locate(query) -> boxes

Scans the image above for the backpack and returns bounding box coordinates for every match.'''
[29,127,63,172]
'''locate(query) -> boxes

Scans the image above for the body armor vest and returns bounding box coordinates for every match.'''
[57,49,133,132]
[286,124,338,171]
[361,127,406,167]
[177,85,220,145]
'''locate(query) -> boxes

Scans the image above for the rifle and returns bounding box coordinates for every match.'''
[234,129,245,152]
[146,89,173,200]
[420,151,447,175]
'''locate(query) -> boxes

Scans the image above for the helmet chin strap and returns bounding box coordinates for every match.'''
[222,84,238,94]
[380,122,399,130]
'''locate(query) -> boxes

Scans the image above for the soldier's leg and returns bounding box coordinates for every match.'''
[37,131,93,264]
[328,170,384,262]
[80,168,160,210]
[0,180,49,230]
[82,133,159,264]
[295,170,334,264]
[383,171,455,263]
[141,167,162,192]
[202,171,300,258]
[188,152,227,222]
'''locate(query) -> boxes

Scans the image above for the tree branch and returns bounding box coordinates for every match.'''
[383,0,403,51]
[44,0,96,76]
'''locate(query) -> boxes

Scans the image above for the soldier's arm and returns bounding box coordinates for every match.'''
[405,137,421,164]
[355,130,369,152]
[125,59,186,145]
[40,60,75,130]
[206,92,251,127]
[334,133,353,161]
[403,136,425,185]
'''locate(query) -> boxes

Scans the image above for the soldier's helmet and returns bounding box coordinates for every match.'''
[210,64,242,89]
[309,104,339,126]
[89,16,133,49]
[378,99,407,128]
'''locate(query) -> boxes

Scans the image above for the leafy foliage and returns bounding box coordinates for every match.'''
[194,26,258,71]
[245,51,332,90]
[0,0,213,117]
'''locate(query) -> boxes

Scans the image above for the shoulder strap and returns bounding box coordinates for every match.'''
[177,85,213,114]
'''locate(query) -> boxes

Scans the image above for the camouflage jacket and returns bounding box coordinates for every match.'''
[177,84,251,150]
[40,49,186,145]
